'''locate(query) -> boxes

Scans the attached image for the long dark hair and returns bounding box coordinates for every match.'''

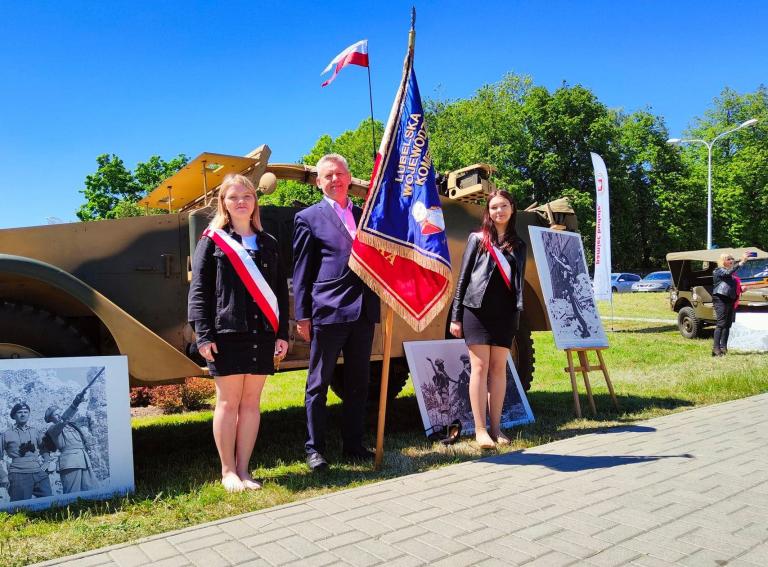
[480,189,521,253]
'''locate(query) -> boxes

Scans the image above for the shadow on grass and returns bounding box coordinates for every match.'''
[612,324,678,334]
[484,451,694,471]
[14,390,693,522]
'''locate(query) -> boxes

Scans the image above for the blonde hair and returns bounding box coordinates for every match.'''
[209,173,262,231]
[717,253,735,268]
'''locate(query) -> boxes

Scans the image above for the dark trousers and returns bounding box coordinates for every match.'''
[8,470,52,501]
[713,294,736,351]
[305,317,375,455]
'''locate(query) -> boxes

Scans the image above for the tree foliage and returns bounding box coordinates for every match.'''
[76,154,189,221]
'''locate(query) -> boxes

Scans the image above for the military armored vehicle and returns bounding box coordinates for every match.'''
[667,247,768,338]
[0,146,576,398]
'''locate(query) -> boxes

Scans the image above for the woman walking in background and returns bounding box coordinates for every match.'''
[188,174,289,492]
[450,190,527,449]
[712,251,753,356]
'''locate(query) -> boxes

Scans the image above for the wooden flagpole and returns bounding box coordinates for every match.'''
[374,306,394,469]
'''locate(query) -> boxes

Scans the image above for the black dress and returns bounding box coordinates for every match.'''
[462,268,518,348]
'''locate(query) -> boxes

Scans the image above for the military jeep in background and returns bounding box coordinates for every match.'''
[667,247,768,338]
[0,146,577,399]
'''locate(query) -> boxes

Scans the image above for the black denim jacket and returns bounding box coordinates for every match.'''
[712,261,742,299]
[451,232,527,322]
[188,227,290,346]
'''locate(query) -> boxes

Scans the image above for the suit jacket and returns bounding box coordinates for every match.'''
[292,199,380,325]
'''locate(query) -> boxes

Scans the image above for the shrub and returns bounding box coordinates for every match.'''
[182,377,216,410]
[148,378,216,414]
[129,387,153,407]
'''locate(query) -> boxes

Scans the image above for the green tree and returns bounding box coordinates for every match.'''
[76,153,189,221]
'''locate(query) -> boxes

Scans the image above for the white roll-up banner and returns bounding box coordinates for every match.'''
[590,152,612,301]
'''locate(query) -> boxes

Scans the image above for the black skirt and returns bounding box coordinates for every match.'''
[207,332,276,376]
[462,270,518,348]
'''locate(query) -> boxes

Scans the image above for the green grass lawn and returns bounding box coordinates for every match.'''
[2,293,767,565]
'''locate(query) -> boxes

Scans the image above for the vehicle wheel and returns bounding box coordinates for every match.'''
[612,286,618,293]
[330,357,410,404]
[512,318,535,391]
[677,306,703,339]
[0,302,97,359]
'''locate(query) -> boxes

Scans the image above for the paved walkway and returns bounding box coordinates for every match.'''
[40,394,768,567]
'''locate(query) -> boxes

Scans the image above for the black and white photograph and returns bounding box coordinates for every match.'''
[404,339,534,438]
[529,226,608,349]
[0,356,133,511]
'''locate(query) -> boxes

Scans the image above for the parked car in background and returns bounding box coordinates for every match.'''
[632,271,673,292]
[611,272,641,293]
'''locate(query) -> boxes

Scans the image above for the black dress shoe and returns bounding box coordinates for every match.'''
[307,452,328,472]
[342,447,375,461]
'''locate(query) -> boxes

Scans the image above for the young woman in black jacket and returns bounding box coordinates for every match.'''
[450,190,526,449]
[711,251,752,356]
[188,173,289,492]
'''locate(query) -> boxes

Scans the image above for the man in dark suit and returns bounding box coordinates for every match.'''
[293,154,380,471]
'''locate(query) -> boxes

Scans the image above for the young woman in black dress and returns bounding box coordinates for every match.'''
[188,173,289,492]
[450,190,527,449]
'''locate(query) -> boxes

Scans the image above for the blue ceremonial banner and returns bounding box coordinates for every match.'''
[350,33,452,332]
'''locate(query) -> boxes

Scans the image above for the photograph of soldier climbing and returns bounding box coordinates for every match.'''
[1,365,108,509]
[529,227,608,350]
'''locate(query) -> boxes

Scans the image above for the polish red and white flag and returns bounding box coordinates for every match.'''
[321,39,369,87]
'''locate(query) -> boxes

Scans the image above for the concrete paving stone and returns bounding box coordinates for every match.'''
[732,522,768,541]
[455,526,508,547]
[733,543,768,566]
[263,503,317,520]
[475,540,534,563]
[282,551,339,567]
[379,525,430,544]
[355,538,406,561]
[315,529,370,550]
[288,521,333,542]
[49,554,113,567]
[582,545,642,567]
[677,531,751,557]
[471,511,531,533]
[185,547,232,567]
[372,498,422,517]
[593,523,648,544]
[241,527,296,549]
[236,560,272,567]
[175,532,232,553]
[334,505,381,524]
[583,500,625,518]
[167,526,225,546]
[414,531,468,555]
[306,497,350,516]
[217,519,262,540]
[423,494,476,513]
[271,507,327,527]
[727,559,768,567]
[251,541,302,565]
[393,537,449,563]
[513,522,565,542]
[536,533,601,560]
[328,544,381,567]
[272,534,325,559]
[309,515,357,536]
[628,555,678,567]
[552,529,614,554]
[400,507,446,524]
[636,519,699,541]
[379,555,426,567]
[212,540,259,564]
[151,556,193,567]
[420,517,474,539]
[495,533,551,558]
[619,536,696,562]
[522,550,580,567]
[347,516,392,537]
[139,539,182,561]
[429,548,491,567]
[601,508,661,531]
[241,515,275,531]
[362,510,412,531]
[676,547,734,567]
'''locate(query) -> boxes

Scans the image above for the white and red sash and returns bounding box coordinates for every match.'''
[483,236,513,290]
[203,228,279,333]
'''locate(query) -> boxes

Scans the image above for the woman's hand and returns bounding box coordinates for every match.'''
[449,321,463,338]
[741,252,751,263]
[199,342,218,362]
[274,339,289,360]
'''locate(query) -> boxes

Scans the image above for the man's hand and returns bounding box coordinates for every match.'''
[296,319,312,342]
[199,342,218,363]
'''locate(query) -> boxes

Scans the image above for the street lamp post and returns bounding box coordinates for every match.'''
[668,118,758,249]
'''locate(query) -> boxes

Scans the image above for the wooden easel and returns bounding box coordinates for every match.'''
[564,347,619,417]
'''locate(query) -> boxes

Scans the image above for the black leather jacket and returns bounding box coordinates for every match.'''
[712,261,743,300]
[188,227,290,346]
[451,232,527,321]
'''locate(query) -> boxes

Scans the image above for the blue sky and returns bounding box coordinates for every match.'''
[1,0,766,228]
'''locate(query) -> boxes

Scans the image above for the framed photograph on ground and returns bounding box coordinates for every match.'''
[529,226,608,350]
[0,356,133,511]
[404,339,534,438]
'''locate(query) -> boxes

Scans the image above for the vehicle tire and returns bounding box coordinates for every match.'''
[612,286,618,293]
[677,306,703,339]
[0,302,97,359]
[512,318,535,391]
[330,357,410,404]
